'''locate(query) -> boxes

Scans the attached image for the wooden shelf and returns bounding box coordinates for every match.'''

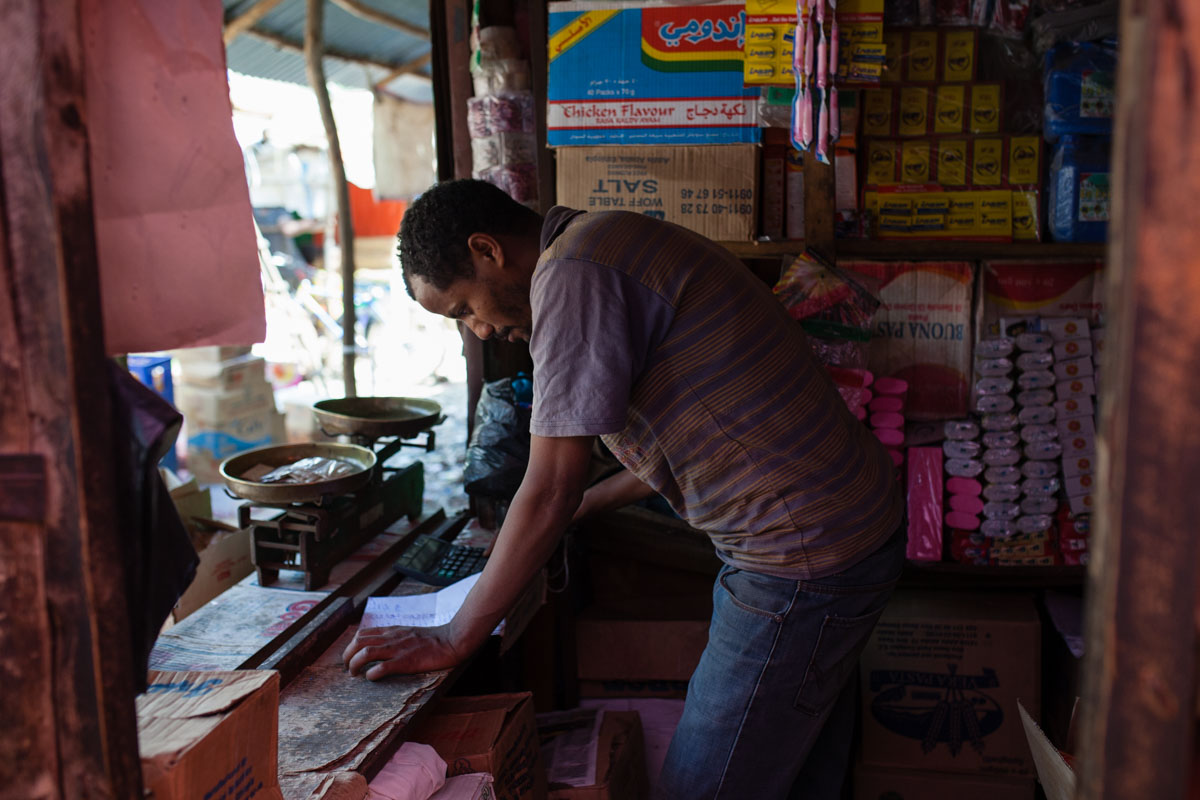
[901,562,1087,590]
[718,239,1107,261]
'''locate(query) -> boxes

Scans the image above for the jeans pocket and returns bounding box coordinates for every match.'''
[718,568,794,622]
[794,607,885,716]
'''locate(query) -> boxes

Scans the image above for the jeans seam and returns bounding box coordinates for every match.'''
[712,583,800,798]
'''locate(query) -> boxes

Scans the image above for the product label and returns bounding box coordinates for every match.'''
[1008,136,1041,185]
[933,85,965,134]
[1078,172,1110,221]
[863,89,894,136]
[907,31,938,82]
[970,84,1002,134]
[972,138,1004,186]
[867,140,900,184]
[1080,70,1115,119]
[943,30,976,82]
[898,87,929,136]
[901,140,932,183]
[938,140,968,186]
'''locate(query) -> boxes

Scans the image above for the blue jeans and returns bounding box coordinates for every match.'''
[656,526,905,799]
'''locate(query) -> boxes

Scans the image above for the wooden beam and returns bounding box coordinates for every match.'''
[374,51,434,89]
[224,0,288,45]
[1076,2,1200,799]
[0,0,141,795]
[306,0,358,397]
[330,0,430,40]
[248,27,403,75]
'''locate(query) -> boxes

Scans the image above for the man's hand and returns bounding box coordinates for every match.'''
[342,623,464,680]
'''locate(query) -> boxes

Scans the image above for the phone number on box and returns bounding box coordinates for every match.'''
[680,203,754,215]
[680,188,754,200]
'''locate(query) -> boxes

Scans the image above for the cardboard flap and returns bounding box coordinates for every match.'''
[139,670,278,719]
[1018,700,1075,800]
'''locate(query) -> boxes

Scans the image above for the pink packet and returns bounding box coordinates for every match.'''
[906,448,944,561]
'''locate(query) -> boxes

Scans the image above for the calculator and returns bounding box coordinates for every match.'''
[393,534,488,586]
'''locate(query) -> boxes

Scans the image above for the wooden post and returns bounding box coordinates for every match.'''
[1077,2,1200,798]
[0,0,141,796]
[305,0,358,397]
[803,155,836,263]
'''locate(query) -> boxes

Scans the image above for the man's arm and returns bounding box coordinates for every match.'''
[572,468,656,522]
[343,434,594,680]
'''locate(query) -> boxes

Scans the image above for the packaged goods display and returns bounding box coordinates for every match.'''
[474,27,539,205]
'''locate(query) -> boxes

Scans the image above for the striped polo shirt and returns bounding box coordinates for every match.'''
[529,207,903,579]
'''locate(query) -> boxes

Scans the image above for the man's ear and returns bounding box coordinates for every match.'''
[467,233,503,269]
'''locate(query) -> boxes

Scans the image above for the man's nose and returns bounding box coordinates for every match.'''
[466,319,494,340]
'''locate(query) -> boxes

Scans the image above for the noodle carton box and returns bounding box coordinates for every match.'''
[548,0,759,145]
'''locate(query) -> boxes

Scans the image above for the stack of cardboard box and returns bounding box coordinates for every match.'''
[549,0,761,242]
[172,346,285,483]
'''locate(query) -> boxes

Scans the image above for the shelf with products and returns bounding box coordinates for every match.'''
[717,239,1108,261]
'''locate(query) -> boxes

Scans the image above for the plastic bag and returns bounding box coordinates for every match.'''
[255,456,359,485]
[464,377,532,501]
[773,250,880,331]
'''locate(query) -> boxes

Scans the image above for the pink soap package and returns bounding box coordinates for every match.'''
[906,447,943,562]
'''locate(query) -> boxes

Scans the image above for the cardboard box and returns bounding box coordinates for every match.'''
[860,591,1041,777]
[785,148,805,240]
[841,261,974,419]
[175,380,277,427]
[541,711,648,800]
[186,407,285,484]
[173,529,254,622]
[138,670,282,800]
[548,0,759,145]
[173,345,254,364]
[555,145,758,241]
[854,764,1035,800]
[176,353,268,392]
[408,693,549,800]
[978,261,1105,337]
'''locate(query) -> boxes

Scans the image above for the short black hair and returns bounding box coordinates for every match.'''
[397,179,543,298]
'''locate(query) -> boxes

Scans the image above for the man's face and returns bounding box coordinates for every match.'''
[411,270,533,343]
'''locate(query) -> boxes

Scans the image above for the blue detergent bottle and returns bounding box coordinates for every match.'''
[1047,134,1112,243]
[1043,40,1117,143]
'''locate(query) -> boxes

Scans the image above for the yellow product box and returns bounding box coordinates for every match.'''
[865,186,1014,240]
[972,138,1005,186]
[898,86,931,136]
[933,84,966,134]
[1008,136,1043,186]
[882,30,904,83]
[945,213,977,233]
[937,139,969,186]
[942,29,978,82]
[744,61,782,83]
[742,18,792,86]
[978,192,1014,236]
[970,83,1003,133]
[949,193,978,216]
[842,39,887,84]
[1011,189,1042,241]
[866,139,901,184]
[862,88,895,136]
[906,31,939,82]
[901,140,933,183]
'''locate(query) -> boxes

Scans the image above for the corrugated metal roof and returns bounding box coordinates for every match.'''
[223,0,432,91]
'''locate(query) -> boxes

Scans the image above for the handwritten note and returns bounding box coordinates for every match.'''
[361,574,504,635]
